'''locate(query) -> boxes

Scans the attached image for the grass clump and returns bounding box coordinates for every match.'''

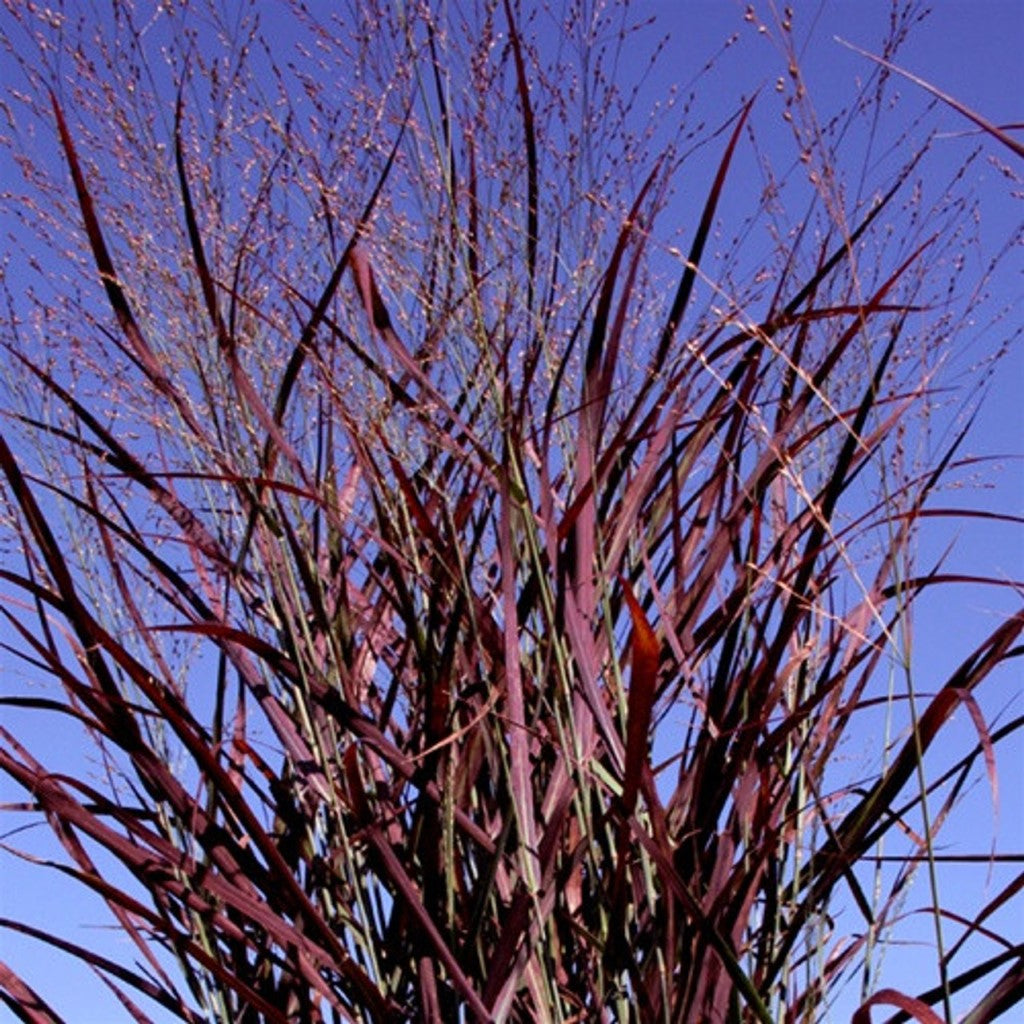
[0,2,1020,1021]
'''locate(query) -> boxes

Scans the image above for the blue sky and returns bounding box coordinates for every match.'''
[1,2,1020,1021]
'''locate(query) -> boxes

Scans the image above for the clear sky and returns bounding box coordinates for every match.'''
[0,2,1020,1022]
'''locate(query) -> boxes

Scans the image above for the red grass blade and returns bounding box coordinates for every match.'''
[851,987,944,1024]
[837,37,1024,160]
[617,574,660,819]
[501,0,538,306]
[654,96,755,369]
[0,960,64,1024]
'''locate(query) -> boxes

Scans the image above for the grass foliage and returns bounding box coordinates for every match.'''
[0,2,1021,1021]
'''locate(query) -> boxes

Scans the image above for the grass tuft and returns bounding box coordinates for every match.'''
[1,2,1020,1021]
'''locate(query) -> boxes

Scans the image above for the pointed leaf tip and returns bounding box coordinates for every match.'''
[618,574,660,817]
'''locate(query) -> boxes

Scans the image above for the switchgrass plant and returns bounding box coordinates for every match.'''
[1,2,1021,1021]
